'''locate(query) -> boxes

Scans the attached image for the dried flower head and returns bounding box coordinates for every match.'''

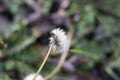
[49,28,70,54]
[24,73,44,80]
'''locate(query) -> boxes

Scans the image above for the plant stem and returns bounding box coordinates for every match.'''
[33,43,54,80]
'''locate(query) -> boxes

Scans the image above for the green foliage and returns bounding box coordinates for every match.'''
[70,49,101,62]
[0,0,120,80]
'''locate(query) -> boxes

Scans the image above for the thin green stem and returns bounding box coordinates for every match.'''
[33,43,54,80]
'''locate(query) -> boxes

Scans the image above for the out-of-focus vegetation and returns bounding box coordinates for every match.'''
[0,0,120,80]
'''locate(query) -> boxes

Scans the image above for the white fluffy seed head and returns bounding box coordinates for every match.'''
[24,73,44,80]
[49,28,70,54]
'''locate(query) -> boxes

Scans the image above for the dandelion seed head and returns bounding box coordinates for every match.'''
[24,73,44,80]
[49,28,70,54]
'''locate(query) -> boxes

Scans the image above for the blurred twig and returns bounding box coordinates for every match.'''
[105,67,120,80]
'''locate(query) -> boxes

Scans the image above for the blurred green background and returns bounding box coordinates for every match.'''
[0,0,120,80]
